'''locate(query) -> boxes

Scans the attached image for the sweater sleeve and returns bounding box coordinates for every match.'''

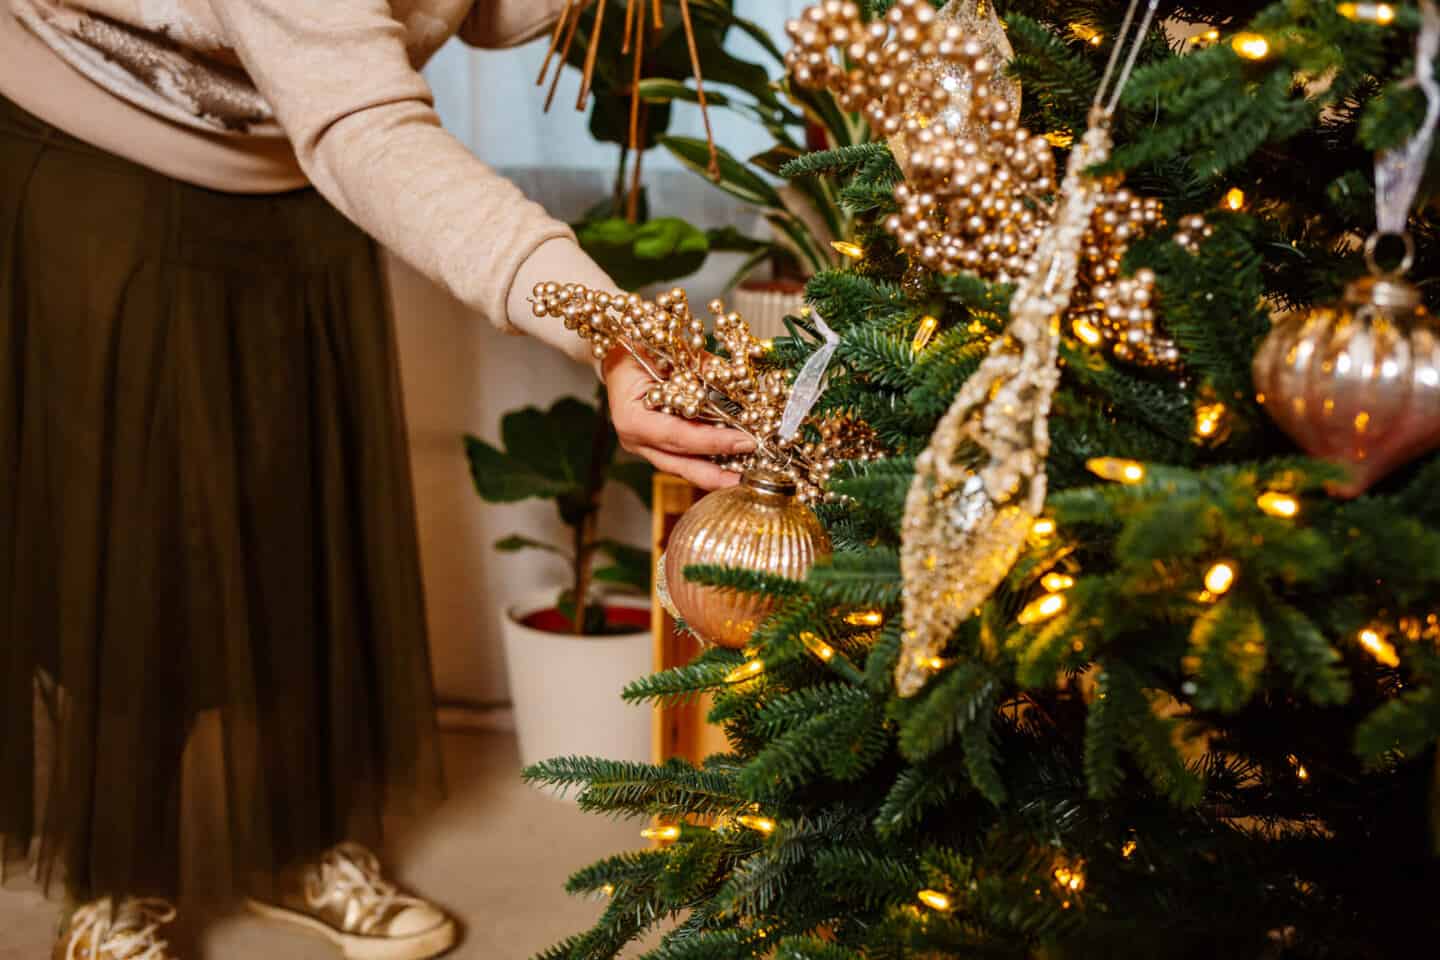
[208,0,604,365]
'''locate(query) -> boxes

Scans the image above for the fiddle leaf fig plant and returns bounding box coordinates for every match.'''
[465,391,653,636]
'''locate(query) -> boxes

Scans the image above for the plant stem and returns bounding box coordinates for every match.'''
[572,513,595,637]
[614,143,630,215]
[627,108,648,224]
[573,385,618,636]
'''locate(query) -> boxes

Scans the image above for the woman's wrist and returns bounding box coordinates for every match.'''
[506,236,618,376]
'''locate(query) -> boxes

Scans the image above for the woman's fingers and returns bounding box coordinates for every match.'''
[604,350,756,457]
[636,446,741,491]
[619,407,757,457]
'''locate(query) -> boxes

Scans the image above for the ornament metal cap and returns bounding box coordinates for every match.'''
[1345,274,1423,312]
[742,466,799,498]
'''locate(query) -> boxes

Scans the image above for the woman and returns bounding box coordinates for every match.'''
[0,2,749,958]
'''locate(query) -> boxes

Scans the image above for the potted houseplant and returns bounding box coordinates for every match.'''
[551,0,856,315]
[464,391,655,770]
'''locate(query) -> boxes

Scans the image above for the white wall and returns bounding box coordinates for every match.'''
[399,2,805,705]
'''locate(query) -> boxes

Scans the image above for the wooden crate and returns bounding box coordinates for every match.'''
[651,473,731,766]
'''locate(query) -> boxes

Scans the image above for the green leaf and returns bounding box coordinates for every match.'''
[501,397,601,488]
[588,91,672,149]
[592,540,653,593]
[556,591,609,636]
[463,435,571,504]
[748,145,804,176]
[577,216,712,292]
[608,459,655,508]
[634,217,710,261]
[660,135,784,208]
[705,225,772,254]
[581,187,650,226]
[653,9,785,109]
[635,75,799,132]
[764,210,831,275]
[722,247,776,294]
[637,77,735,109]
[686,2,787,66]
[494,535,567,557]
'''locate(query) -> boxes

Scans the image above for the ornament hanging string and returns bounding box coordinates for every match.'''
[1372,0,1440,271]
[1095,0,1160,119]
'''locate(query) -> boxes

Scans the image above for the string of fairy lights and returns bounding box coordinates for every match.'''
[804,0,1416,663]
[612,0,1416,923]
[682,471,1392,916]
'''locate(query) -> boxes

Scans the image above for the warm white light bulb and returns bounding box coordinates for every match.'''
[917,889,952,911]
[1204,562,1237,596]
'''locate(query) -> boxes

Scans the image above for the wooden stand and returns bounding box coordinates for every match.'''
[650,474,730,765]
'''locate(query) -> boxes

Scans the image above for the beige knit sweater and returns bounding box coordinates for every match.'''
[0,0,612,356]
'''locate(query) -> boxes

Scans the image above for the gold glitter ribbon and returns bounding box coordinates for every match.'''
[896,1,1161,696]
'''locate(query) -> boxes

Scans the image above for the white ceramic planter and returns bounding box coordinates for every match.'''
[731,284,809,342]
[501,589,653,774]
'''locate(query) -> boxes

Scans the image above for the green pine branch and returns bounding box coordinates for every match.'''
[780,143,892,178]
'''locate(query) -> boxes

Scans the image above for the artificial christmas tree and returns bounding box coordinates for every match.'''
[525,2,1440,956]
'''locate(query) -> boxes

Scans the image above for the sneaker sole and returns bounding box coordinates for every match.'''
[245,898,457,960]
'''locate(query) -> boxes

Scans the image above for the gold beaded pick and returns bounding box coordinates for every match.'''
[896,0,1161,696]
[528,283,884,502]
[787,0,1054,286]
[887,0,1019,174]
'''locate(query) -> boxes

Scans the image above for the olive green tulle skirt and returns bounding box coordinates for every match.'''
[0,95,443,901]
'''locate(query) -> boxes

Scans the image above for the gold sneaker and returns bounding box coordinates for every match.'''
[55,898,180,960]
[247,843,456,960]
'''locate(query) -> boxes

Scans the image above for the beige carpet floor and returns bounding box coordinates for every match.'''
[0,730,658,959]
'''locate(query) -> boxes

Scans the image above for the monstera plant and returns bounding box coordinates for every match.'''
[465,391,652,636]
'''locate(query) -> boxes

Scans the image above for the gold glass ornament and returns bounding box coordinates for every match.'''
[1254,239,1440,497]
[663,468,832,649]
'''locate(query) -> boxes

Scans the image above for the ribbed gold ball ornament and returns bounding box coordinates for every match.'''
[662,468,831,649]
[1254,265,1440,498]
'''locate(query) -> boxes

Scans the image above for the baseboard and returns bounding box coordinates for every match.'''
[436,702,515,733]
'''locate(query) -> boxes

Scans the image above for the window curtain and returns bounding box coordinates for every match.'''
[396,1,809,707]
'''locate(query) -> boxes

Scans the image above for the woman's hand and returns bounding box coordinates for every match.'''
[603,349,752,491]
